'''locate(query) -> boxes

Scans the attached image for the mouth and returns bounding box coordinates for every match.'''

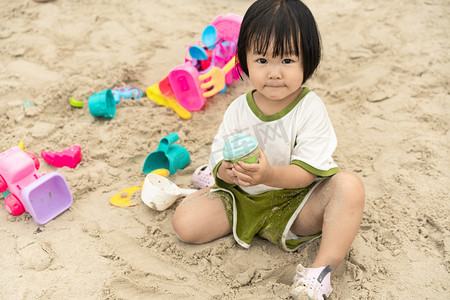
[265,85,284,88]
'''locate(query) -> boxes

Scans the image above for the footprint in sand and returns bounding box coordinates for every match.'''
[19,242,53,271]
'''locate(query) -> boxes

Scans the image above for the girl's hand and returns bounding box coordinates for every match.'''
[232,149,273,186]
[218,160,239,185]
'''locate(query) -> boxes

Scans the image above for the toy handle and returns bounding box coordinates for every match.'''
[221,56,237,75]
[178,188,198,197]
[199,56,237,98]
[166,97,192,120]
[157,133,179,153]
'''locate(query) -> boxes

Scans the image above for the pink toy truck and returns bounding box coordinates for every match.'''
[0,147,73,225]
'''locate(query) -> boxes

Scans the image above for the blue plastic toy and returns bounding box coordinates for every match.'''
[88,89,116,118]
[111,86,143,104]
[202,25,218,49]
[142,133,190,175]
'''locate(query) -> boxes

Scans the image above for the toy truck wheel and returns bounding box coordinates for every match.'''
[26,152,40,170]
[0,175,7,193]
[4,194,25,216]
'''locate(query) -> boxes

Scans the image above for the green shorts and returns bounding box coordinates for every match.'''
[211,178,324,252]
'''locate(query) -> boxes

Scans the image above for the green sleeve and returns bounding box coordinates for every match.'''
[291,159,339,177]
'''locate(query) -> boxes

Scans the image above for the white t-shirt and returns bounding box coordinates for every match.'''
[209,88,338,195]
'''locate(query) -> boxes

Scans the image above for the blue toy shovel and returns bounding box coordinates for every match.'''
[202,25,217,49]
[142,133,191,175]
[189,45,208,60]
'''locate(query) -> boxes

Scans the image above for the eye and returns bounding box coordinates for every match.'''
[256,58,267,64]
[282,58,294,64]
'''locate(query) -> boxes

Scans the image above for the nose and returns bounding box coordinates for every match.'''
[268,65,282,80]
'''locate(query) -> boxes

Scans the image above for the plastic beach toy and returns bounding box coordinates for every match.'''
[192,165,215,189]
[147,13,242,115]
[111,86,143,104]
[0,147,73,224]
[20,172,73,225]
[109,169,170,208]
[202,25,218,49]
[210,13,243,43]
[223,134,260,163]
[189,45,208,60]
[168,63,205,111]
[41,145,82,169]
[146,84,191,119]
[188,26,218,60]
[200,56,237,98]
[70,97,83,108]
[141,173,197,211]
[142,133,190,175]
[110,186,141,207]
[22,100,35,107]
[158,75,174,97]
[88,89,116,118]
[211,41,239,85]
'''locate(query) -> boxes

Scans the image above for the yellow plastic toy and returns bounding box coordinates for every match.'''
[109,169,170,207]
[146,84,191,120]
[70,97,83,108]
[110,186,141,207]
[199,56,237,98]
[150,168,171,177]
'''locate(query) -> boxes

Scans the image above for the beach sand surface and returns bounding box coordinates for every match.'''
[0,0,449,299]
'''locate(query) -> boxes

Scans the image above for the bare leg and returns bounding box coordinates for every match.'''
[290,171,365,272]
[172,187,232,244]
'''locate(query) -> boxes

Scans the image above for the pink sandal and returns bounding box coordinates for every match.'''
[192,165,215,189]
[291,264,333,300]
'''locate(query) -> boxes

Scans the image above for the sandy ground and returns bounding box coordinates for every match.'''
[0,0,449,299]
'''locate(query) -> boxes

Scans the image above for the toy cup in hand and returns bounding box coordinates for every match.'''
[223,134,260,163]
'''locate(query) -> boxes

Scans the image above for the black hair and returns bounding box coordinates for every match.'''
[236,0,322,84]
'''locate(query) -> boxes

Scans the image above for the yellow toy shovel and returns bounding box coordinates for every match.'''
[199,56,237,98]
[110,186,141,207]
[109,169,170,207]
[146,84,191,119]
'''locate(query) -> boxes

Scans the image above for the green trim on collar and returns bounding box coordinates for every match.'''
[291,160,339,177]
[246,87,310,121]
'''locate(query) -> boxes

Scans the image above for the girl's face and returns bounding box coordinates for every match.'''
[246,44,304,105]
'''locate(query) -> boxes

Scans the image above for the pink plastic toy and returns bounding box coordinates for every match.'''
[41,145,82,169]
[0,147,73,224]
[168,64,206,111]
[158,75,174,97]
[152,13,243,113]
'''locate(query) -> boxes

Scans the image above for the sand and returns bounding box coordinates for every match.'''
[0,0,449,299]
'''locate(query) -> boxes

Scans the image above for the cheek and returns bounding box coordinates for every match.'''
[248,71,265,87]
[247,66,259,80]
[287,69,304,85]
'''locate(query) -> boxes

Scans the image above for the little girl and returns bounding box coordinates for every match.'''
[172,0,365,299]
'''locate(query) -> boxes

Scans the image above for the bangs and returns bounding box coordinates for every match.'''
[237,0,321,83]
[247,6,301,57]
